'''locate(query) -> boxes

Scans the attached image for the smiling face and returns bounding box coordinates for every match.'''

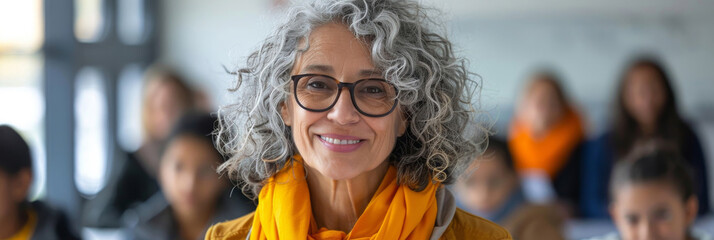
[610,181,697,240]
[280,23,407,180]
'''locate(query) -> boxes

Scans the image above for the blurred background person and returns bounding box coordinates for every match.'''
[123,113,254,240]
[0,125,80,240]
[588,150,709,240]
[83,66,198,228]
[582,56,710,219]
[3,0,714,239]
[508,70,586,216]
[454,137,565,240]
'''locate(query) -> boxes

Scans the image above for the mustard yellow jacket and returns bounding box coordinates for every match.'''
[205,207,511,240]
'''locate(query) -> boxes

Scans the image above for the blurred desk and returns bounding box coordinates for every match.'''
[82,228,125,240]
[566,214,713,240]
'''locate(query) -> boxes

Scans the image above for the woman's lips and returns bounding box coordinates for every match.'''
[317,134,365,153]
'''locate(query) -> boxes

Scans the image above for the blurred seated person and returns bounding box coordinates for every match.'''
[454,137,565,240]
[0,125,80,240]
[508,70,585,214]
[84,66,197,228]
[581,56,709,218]
[123,113,254,240]
[588,150,710,240]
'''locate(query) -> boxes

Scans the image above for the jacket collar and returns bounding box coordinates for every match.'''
[429,186,458,240]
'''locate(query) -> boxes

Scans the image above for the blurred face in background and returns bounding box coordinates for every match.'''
[623,65,667,130]
[0,170,30,233]
[455,151,518,213]
[0,172,17,225]
[610,181,697,240]
[518,78,565,136]
[159,135,226,217]
[144,80,191,142]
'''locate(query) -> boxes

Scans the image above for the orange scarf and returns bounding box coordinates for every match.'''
[508,108,585,179]
[250,155,439,240]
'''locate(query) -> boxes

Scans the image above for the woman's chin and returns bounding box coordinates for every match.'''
[302,149,388,181]
[314,164,363,180]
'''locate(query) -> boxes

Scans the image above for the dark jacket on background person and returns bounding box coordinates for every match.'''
[82,152,160,228]
[123,191,255,240]
[581,129,710,218]
[28,201,81,240]
[552,143,584,215]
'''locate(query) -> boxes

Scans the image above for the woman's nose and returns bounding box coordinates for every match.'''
[326,88,360,125]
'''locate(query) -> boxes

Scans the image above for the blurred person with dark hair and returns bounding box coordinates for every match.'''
[588,150,709,240]
[454,137,565,240]
[581,56,710,219]
[83,66,198,228]
[139,66,196,168]
[0,125,80,240]
[123,113,254,240]
[508,70,586,215]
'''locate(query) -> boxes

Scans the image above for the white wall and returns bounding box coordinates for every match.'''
[159,0,281,108]
[159,1,714,127]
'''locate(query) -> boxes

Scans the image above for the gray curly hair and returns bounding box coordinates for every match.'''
[217,0,486,199]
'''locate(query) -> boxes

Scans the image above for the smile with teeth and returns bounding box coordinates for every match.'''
[319,135,362,145]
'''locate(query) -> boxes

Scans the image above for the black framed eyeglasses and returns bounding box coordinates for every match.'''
[290,74,399,118]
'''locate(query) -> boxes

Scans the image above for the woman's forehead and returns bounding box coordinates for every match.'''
[292,23,379,77]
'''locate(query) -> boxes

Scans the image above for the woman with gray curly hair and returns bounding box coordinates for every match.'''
[206,0,511,239]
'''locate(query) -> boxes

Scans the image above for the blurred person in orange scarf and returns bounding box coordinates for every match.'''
[508,70,586,217]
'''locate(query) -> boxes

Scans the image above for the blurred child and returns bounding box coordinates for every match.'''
[0,125,80,240]
[582,56,709,218]
[454,137,565,240]
[589,150,709,240]
[84,66,197,228]
[123,113,253,240]
[508,70,585,214]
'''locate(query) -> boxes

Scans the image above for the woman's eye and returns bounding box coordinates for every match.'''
[359,84,387,95]
[307,81,327,89]
[364,86,384,94]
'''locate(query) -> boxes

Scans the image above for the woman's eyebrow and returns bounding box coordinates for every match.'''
[302,64,382,78]
[303,64,334,74]
[358,69,383,78]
